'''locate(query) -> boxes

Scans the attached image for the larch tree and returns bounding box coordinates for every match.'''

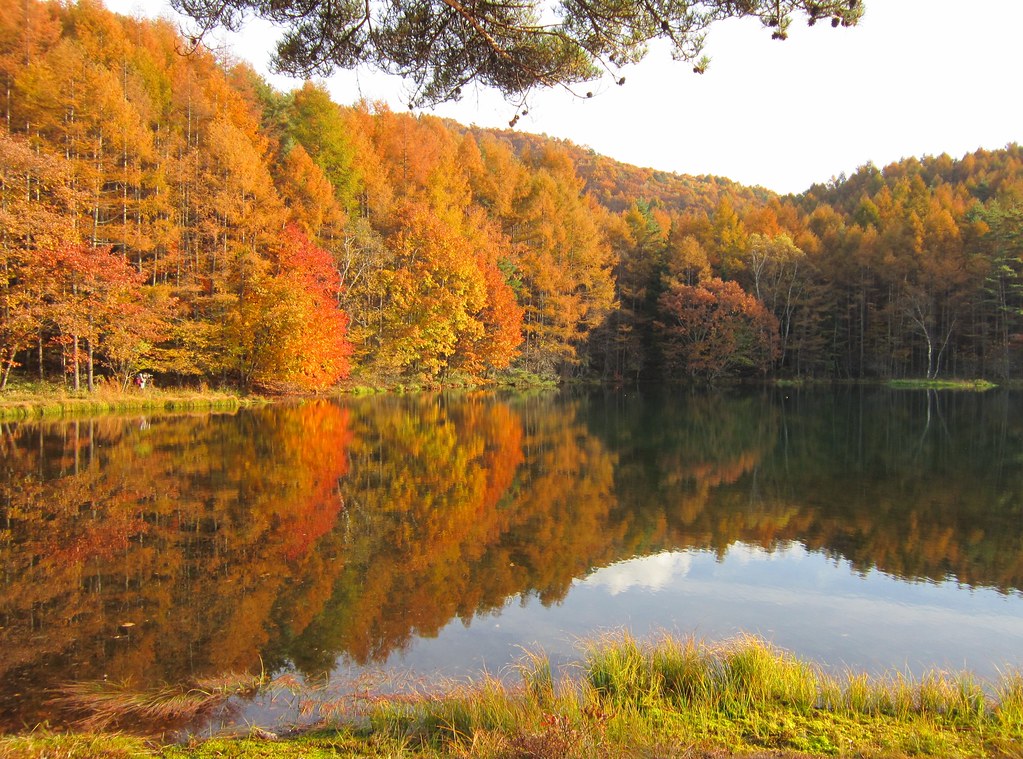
[971,202,1023,378]
[288,81,362,212]
[0,133,80,388]
[42,243,159,392]
[276,142,348,244]
[508,146,615,376]
[741,232,806,368]
[372,201,491,379]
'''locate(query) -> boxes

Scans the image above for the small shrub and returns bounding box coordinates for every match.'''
[506,713,586,759]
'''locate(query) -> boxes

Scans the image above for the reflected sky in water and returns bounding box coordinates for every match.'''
[382,542,1023,684]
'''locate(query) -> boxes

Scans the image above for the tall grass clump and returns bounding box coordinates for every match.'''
[914,671,988,726]
[371,675,523,751]
[368,661,599,758]
[517,648,557,712]
[718,634,818,715]
[995,671,1023,732]
[582,632,819,718]
[583,632,656,708]
[649,634,715,707]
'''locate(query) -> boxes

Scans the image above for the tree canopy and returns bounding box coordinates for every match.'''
[171,0,864,107]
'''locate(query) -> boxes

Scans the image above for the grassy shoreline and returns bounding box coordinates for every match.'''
[0,383,268,421]
[0,370,564,420]
[1,374,1009,421]
[3,635,1022,758]
[885,378,999,391]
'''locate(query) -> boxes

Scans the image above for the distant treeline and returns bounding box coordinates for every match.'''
[1,0,1021,390]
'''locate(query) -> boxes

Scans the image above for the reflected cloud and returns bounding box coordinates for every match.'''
[579,542,811,597]
[579,551,694,595]
[726,542,804,564]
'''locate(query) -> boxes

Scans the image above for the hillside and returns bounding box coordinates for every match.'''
[468,126,777,214]
[0,0,1021,390]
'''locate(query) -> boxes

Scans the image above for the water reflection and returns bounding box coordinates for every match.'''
[565,542,1023,678]
[0,403,354,729]
[1,388,1022,733]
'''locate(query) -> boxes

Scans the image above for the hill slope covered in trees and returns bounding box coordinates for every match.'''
[1,0,1021,391]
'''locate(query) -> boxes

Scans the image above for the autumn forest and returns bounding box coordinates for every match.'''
[2,0,1023,391]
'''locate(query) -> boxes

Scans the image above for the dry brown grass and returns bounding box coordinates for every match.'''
[50,673,264,733]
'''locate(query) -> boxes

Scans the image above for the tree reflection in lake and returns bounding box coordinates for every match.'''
[586,387,1023,591]
[1,388,1022,733]
[0,403,354,729]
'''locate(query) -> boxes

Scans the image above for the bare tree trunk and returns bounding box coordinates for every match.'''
[932,317,957,380]
[1,351,14,390]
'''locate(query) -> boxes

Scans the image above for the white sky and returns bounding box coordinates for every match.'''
[104,0,1022,195]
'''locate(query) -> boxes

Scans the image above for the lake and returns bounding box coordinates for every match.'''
[2,386,1022,735]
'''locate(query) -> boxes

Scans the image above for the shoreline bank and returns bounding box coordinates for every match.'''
[1,375,1008,422]
[2,635,1021,758]
[0,388,256,421]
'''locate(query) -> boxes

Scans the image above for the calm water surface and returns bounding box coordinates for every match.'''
[2,387,1022,734]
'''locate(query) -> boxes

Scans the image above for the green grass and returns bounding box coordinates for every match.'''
[0,730,158,758]
[359,634,1023,758]
[346,384,388,395]
[886,378,998,391]
[489,368,559,389]
[0,380,259,420]
[4,634,1023,757]
[772,378,810,387]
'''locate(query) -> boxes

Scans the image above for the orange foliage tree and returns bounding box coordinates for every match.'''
[657,277,779,380]
[32,244,167,391]
[224,225,351,390]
